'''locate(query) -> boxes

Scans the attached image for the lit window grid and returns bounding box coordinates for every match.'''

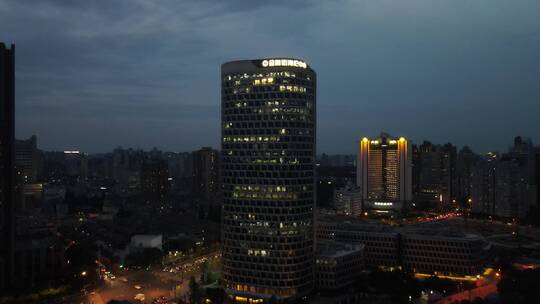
[221,63,316,297]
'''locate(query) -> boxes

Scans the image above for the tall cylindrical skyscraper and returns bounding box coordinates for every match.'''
[221,58,316,301]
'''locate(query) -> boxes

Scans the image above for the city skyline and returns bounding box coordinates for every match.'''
[2,1,540,303]
[1,0,539,154]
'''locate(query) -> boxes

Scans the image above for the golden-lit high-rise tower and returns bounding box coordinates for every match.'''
[357,132,412,214]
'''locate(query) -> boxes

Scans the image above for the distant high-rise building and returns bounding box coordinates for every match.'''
[221,58,316,301]
[110,148,147,195]
[536,148,540,207]
[318,154,356,167]
[508,136,538,215]
[456,146,479,207]
[192,147,220,201]
[141,158,169,198]
[86,154,109,179]
[0,42,15,291]
[112,147,130,185]
[471,153,528,218]
[15,135,39,183]
[412,141,456,209]
[508,136,537,186]
[333,183,362,216]
[40,151,67,181]
[162,152,193,192]
[357,132,412,213]
[63,150,87,178]
[471,137,538,219]
[179,152,193,178]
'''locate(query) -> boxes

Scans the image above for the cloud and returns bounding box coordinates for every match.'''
[1,0,539,153]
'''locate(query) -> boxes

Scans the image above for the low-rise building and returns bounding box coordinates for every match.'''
[21,183,43,210]
[317,218,400,268]
[315,243,364,290]
[400,230,485,275]
[13,236,64,289]
[12,210,64,290]
[43,184,66,202]
[317,216,488,276]
[130,234,163,251]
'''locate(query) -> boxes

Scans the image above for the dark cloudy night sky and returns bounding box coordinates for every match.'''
[1,0,539,154]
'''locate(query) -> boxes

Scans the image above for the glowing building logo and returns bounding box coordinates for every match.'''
[261,59,307,69]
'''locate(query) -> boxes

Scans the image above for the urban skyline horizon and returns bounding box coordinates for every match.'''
[16,129,536,156]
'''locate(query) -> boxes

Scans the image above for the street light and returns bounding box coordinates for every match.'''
[81,271,87,276]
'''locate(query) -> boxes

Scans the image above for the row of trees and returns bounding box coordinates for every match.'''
[351,269,478,304]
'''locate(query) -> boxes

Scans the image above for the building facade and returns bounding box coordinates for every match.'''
[412,141,456,209]
[333,183,362,216]
[63,150,87,178]
[192,147,220,201]
[0,42,15,292]
[455,146,479,207]
[11,210,64,291]
[357,132,412,214]
[471,150,537,219]
[221,58,316,301]
[317,216,486,276]
[111,148,146,195]
[130,234,163,251]
[400,231,484,276]
[141,158,169,198]
[536,149,540,207]
[13,235,64,290]
[15,135,39,184]
[317,219,400,268]
[315,243,364,290]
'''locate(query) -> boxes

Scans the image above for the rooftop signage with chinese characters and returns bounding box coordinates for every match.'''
[261,59,307,69]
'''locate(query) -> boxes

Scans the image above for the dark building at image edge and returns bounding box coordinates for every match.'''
[0,42,15,291]
[221,58,316,301]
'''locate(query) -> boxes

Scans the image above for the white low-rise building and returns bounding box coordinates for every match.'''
[130,234,163,251]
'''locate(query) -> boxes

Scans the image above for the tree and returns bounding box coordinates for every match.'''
[471,298,486,304]
[125,248,163,268]
[498,268,540,304]
[189,276,202,304]
[367,269,421,303]
[423,275,459,294]
[200,260,210,284]
[526,205,540,226]
[205,287,226,304]
[316,179,335,208]
[267,295,278,304]
[64,240,98,289]
[207,205,221,222]
[198,205,206,219]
